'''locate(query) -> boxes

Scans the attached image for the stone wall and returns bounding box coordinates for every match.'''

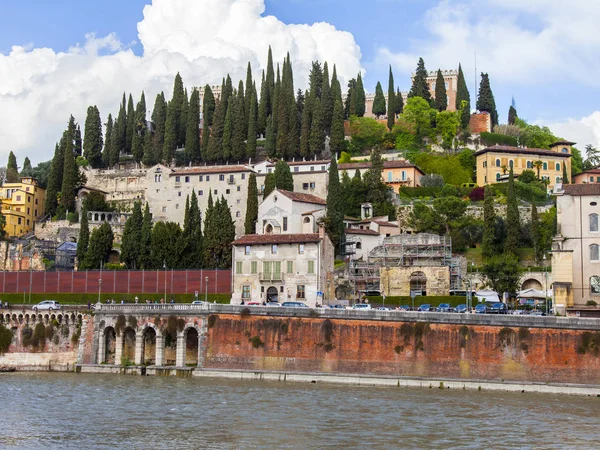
[34,220,80,242]
[380,266,450,296]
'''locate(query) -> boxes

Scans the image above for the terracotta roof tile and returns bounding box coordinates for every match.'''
[339,160,422,172]
[550,141,576,147]
[475,146,572,158]
[374,220,398,227]
[561,184,600,196]
[232,233,321,245]
[276,189,326,205]
[301,209,325,215]
[265,159,330,167]
[171,165,251,176]
[346,228,380,236]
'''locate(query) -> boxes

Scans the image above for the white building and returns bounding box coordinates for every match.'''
[343,203,400,261]
[254,159,331,201]
[231,189,335,306]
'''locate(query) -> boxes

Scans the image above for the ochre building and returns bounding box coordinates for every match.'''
[0,177,46,237]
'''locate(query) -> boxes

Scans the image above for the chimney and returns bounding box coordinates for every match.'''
[318,222,326,239]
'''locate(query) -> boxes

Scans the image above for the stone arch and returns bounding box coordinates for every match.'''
[121,327,136,364]
[18,314,23,324]
[410,271,427,296]
[107,214,113,221]
[185,328,199,366]
[104,326,116,364]
[521,278,543,290]
[57,314,63,324]
[265,224,273,234]
[101,213,106,221]
[267,286,278,302]
[94,213,99,221]
[140,323,161,365]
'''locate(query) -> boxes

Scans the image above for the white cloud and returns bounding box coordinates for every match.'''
[0,0,362,165]
[543,112,600,151]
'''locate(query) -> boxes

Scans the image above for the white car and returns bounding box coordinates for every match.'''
[266,301,282,307]
[33,300,61,312]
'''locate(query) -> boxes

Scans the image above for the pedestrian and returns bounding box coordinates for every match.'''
[170,298,174,304]
[240,299,245,305]
[87,301,91,311]
[135,298,139,304]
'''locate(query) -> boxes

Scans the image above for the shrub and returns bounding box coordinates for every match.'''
[420,174,445,188]
[115,315,126,336]
[207,315,217,329]
[480,132,518,147]
[32,323,46,350]
[0,324,13,354]
[45,323,55,340]
[249,336,264,349]
[240,308,251,318]
[586,300,598,307]
[104,263,126,271]
[469,187,485,202]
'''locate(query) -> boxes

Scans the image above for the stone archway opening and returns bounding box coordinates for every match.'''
[266,286,278,302]
[104,327,116,364]
[164,327,177,366]
[122,328,136,364]
[522,279,543,291]
[410,271,427,296]
[142,327,157,365]
[185,328,199,366]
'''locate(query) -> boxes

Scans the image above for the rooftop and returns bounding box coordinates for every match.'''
[264,159,330,167]
[550,141,576,147]
[561,184,600,196]
[232,233,321,245]
[171,165,252,176]
[339,160,423,172]
[276,189,327,205]
[346,228,380,236]
[475,145,572,158]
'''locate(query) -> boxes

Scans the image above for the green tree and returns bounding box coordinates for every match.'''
[263,173,276,198]
[395,87,404,115]
[203,196,235,269]
[363,148,396,219]
[321,62,333,134]
[355,73,366,117]
[83,105,104,169]
[330,99,346,156]
[201,85,216,161]
[125,94,135,154]
[309,98,325,156]
[151,92,167,164]
[246,87,258,159]
[372,81,386,119]
[120,201,143,269]
[331,64,342,105]
[325,157,344,249]
[59,116,78,215]
[344,78,357,118]
[151,221,182,269]
[387,66,396,130]
[434,69,448,112]
[482,254,523,295]
[436,111,461,150]
[77,206,90,268]
[432,196,468,234]
[45,142,64,216]
[477,73,498,128]
[299,95,312,157]
[6,151,19,183]
[504,167,520,257]
[163,73,185,163]
[348,116,387,154]
[265,46,275,117]
[408,57,431,102]
[180,88,189,147]
[131,92,147,163]
[508,99,518,125]
[222,96,234,161]
[84,222,114,269]
[102,114,113,167]
[21,157,33,177]
[482,187,496,259]
[178,190,203,268]
[400,97,437,140]
[244,173,258,234]
[562,162,570,184]
[232,88,247,161]
[531,201,542,263]
[585,144,600,167]
[185,88,201,163]
[274,160,294,191]
[116,93,127,157]
[264,116,276,158]
[139,203,153,269]
[455,64,471,128]
[257,70,268,136]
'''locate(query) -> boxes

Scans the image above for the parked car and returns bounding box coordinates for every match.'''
[330,304,346,310]
[191,300,207,305]
[417,304,432,312]
[353,303,372,310]
[281,301,309,308]
[377,307,393,311]
[488,302,508,314]
[454,304,468,313]
[397,305,411,311]
[246,301,261,306]
[436,303,454,313]
[529,309,546,316]
[32,300,61,312]
[474,303,488,314]
[266,301,282,307]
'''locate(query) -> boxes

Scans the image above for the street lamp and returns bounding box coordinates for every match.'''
[98,261,103,304]
[205,276,209,303]
[163,261,167,303]
[543,254,548,314]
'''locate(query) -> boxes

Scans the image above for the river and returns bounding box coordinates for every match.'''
[1,373,598,449]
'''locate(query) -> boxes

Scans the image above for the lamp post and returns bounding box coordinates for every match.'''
[98,261,103,304]
[543,254,548,314]
[163,261,167,303]
[205,276,209,303]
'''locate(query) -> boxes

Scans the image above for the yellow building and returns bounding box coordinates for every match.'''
[475,141,574,189]
[1,177,46,237]
[339,160,425,190]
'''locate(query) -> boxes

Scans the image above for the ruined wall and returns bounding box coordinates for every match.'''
[203,314,600,384]
[381,266,450,297]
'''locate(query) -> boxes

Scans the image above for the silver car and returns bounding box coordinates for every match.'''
[33,300,61,312]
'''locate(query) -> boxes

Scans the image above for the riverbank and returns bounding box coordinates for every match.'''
[74,364,600,397]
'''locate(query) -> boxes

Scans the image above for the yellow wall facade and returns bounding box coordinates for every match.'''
[1,178,46,237]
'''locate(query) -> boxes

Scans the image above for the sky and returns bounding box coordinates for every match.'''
[1,0,599,165]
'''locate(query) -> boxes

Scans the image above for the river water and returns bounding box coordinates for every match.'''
[1,373,599,449]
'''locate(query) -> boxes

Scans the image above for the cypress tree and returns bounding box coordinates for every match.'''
[121,201,143,269]
[265,46,275,117]
[285,55,299,159]
[75,125,82,157]
[344,78,356,118]
[562,162,570,184]
[482,187,496,259]
[272,64,281,135]
[477,73,499,128]
[395,87,404,115]
[189,190,203,268]
[299,95,312,157]
[131,92,147,163]
[321,62,333,135]
[246,89,258,158]
[185,88,201,163]
[206,90,225,162]
[331,64,342,104]
[263,173,276,198]
[508,98,518,125]
[355,73,366,117]
[203,195,234,269]
[179,88,189,147]
[434,69,448,112]
[274,160,294,191]
[83,106,103,168]
[21,157,32,174]
[504,167,520,257]
[84,222,114,269]
[244,62,254,133]
[265,116,276,158]
[6,151,18,183]
[163,73,185,163]
[257,70,268,136]
[59,116,78,215]
[103,114,113,167]
[110,116,121,167]
[77,206,90,268]
[308,61,323,100]
[116,93,127,157]
[330,99,345,156]
[309,98,325,157]
[276,59,290,158]
[387,66,396,130]
[222,96,234,161]
[408,57,431,102]
[139,203,153,269]
[244,173,258,234]
[126,94,135,154]
[372,81,386,118]
[456,64,471,128]
[201,85,216,160]
[232,91,246,161]
[531,202,541,263]
[45,143,63,216]
[325,157,344,249]
[237,79,246,138]
[151,92,167,164]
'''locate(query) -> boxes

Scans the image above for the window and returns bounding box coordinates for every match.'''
[27,220,30,226]
[251,261,258,274]
[185,176,190,183]
[273,261,281,277]
[509,160,513,168]
[27,196,31,202]
[555,163,561,171]
[296,285,306,299]
[245,245,251,255]
[219,175,225,181]
[18,218,22,225]
[307,260,315,274]
[298,244,304,254]
[543,162,548,170]
[294,167,299,172]
[268,168,272,174]
[556,177,560,184]
[241,173,246,180]
[206,176,210,182]
[236,211,241,217]
[162,206,167,213]
[401,171,406,181]
[283,217,288,231]
[226,189,230,194]
[591,177,595,182]
[496,173,501,180]
[199,175,203,182]
[356,242,362,249]
[263,261,272,276]
[229,175,234,183]
[214,190,218,195]
[175,176,180,182]
[271,244,278,254]
[562,148,569,153]
[287,261,293,274]
[35,199,38,205]
[178,191,182,197]
[591,244,600,262]
[154,174,162,182]
[321,165,325,171]
[236,261,243,274]
[303,183,309,190]
[175,204,179,210]
[16,195,21,201]
[387,171,393,182]
[27,208,30,214]
[310,166,314,171]
[483,161,487,168]
[34,209,37,216]
[237,199,241,204]
[496,159,501,167]
[527,161,532,169]
[242,285,251,299]
[591,276,600,295]
[309,182,316,189]
[199,190,203,196]
[237,186,241,192]
[590,214,599,232]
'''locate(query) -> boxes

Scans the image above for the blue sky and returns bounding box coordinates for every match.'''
[1,0,599,163]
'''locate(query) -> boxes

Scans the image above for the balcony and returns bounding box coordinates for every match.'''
[259,272,284,282]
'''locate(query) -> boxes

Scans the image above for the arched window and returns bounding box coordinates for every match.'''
[356,242,362,250]
[543,162,548,170]
[556,177,560,184]
[495,159,501,167]
[555,163,561,171]
[562,148,569,153]
[496,173,501,181]
[590,244,600,262]
[590,214,599,232]
[509,160,514,168]
[591,276,600,295]
[527,161,532,169]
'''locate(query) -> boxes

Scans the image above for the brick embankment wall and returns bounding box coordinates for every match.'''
[203,315,600,385]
